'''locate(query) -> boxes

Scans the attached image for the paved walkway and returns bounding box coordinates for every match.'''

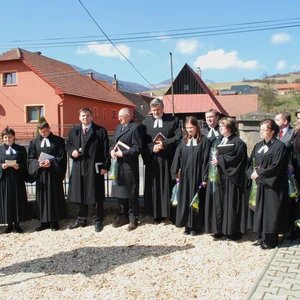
[246,237,300,300]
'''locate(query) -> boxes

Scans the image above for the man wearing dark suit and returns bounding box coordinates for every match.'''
[275,112,295,156]
[66,107,110,232]
[110,108,144,231]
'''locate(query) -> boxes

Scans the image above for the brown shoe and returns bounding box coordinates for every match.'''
[127,222,138,231]
[112,216,129,228]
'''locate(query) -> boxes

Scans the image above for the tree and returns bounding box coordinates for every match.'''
[259,73,277,112]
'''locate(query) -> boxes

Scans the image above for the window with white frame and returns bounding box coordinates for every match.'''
[2,72,17,86]
[26,106,44,122]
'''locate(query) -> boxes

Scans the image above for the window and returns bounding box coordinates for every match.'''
[103,108,107,119]
[26,106,44,122]
[183,84,189,91]
[2,72,17,86]
[112,109,117,119]
[94,107,98,118]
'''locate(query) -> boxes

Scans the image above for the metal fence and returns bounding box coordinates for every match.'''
[26,156,145,199]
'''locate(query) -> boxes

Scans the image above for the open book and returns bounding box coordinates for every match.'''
[113,140,130,152]
[5,160,17,166]
[217,144,235,154]
[38,152,55,162]
[153,132,167,143]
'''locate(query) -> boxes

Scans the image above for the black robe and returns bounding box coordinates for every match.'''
[142,114,182,219]
[171,136,210,230]
[66,122,110,205]
[110,121,143,205]
[28,133,67,222]
[0,143,28,224]
[203,125,223,234]
[206,135,248,235]
[246,138,289,234]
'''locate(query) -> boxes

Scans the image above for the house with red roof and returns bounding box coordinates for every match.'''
[0,48,135,140]
[162,63,258,121]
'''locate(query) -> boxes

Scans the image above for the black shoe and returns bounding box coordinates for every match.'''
[213,233,224,239]
[68,219,87,230]
[190,230,200,236]
[36,223,51,231]
[253,240,263,246]
[51,222,60,231]
[153,217,165,225]
[225,233,242,241]
[183,228,190,235]
[127,222,138,231]
[14,223,24,233]
[112,216,129,228]
[95,223,103,232]
[261,243,276,250]
[4,223,13,234]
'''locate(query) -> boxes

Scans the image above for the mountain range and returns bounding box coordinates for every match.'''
[72,65,214,93]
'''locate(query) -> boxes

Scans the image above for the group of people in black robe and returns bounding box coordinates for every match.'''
[1,103,299,250]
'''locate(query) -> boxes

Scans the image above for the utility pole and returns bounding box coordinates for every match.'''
[169,52,174,116]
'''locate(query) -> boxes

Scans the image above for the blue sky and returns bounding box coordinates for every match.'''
[1,0,300,87]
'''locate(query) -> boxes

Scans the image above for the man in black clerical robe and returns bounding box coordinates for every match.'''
[110,108,144,231]
[202,109,224,237]
[28,122,67,231]
[142,98,182,223]
[66,107,110,232]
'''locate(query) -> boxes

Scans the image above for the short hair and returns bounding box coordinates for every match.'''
[205,109,220,118]
[79,107,92,116]
[278,112,291,123]
[218,117,238,135]
[183,116,202,144]
[260,119,279,136]
[119,107,132,117]
[295,108,300,117]
[1,126,15,138]
[150,98,164,109]
[37,121,50,130]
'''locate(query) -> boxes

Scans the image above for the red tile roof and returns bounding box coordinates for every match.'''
[162,94,228,114]
[216,95,258,117]
[0,48,134,106]
[277,83,300,90]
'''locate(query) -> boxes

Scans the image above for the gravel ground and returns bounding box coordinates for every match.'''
[0,215,274,300]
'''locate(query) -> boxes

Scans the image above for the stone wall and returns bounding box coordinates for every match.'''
[236,110,275,156]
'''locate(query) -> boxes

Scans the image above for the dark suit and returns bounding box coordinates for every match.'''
[279,125,295,156]
[110,120,144,222]
[66,122,110,224]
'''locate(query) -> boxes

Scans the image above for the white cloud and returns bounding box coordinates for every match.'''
[271,33,292,44]
[193,49,260,70]
[76,42,130,60]
[136,49,153,55]
[276,60,286,70]
[175,39,199,55]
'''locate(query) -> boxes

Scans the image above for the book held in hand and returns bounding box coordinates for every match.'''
[153,132,167,143]
[217,143,235,154]
[5,160,17,166]
[113,140,130,152]
[38,152,55,162]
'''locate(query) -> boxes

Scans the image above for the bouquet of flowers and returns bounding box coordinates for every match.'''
[170,180,179,207]
[288,171,299,200]
[208,144,220,192]
[109,158,117,185]
[249,158,258,211]
[190,184,202,213]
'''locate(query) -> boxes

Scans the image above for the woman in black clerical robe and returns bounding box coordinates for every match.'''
[246,119,289,249]
[209,117,248,241]
[171,116,210,235]
[0,127,28,233]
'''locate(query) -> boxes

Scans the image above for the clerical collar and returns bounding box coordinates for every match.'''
[187,137,197,146]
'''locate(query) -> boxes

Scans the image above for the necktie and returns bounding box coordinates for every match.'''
[153,118,163,128]
[41,138,50,147]
[84,128,88,135]
[279,129,283,138]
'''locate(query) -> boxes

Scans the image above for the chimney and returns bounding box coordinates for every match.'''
[197,67,201,78]
[34,51,42,55]
[87,72,93,79]
[112,74,118,90]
